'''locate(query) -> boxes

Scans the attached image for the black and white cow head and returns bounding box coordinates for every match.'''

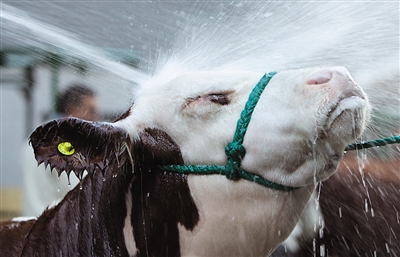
[28,66,370,256]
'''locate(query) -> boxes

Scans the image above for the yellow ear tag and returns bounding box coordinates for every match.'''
[58,142,75,156]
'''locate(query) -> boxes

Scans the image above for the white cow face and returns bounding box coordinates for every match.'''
[115,66,370,187]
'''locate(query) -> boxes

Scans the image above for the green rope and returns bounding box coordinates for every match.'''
[160,72,400,192]
[345,135,400,151]
[162,72,299,192]
[225,71,277,180]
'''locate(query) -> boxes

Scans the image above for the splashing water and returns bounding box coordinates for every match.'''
[142,2,398,159]
[0,2,398,256]
[158,2,397,72]
[162,2,399,155]
[3,2,398,134]
[1,4,150,85]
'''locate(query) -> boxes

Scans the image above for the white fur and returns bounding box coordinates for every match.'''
[11,216,37,222]
[114,67,370,255]
[179,176,315,256]
[123,188,137,257]
[280,192,324,252]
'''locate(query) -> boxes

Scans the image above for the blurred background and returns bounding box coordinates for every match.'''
[1,1,399,220]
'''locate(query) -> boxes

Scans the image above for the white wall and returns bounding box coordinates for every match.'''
[0,69,26,186]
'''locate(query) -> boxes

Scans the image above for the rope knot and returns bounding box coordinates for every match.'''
[225,142,246,180]
[225,142,246,161]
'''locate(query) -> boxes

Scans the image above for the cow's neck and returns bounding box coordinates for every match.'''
[178,175,315,256]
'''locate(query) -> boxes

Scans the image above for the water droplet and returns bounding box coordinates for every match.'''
[319,227,324,238]
[386,243,390,253]
[264,12,273,18]
[75,223,78,230]
[320,244,326,256]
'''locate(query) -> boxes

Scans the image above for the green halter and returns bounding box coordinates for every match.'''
[161,72,300,192]
[160,72,400,192]
[345,136,400,151]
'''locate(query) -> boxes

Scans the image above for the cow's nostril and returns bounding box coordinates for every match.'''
[306,70,332,85]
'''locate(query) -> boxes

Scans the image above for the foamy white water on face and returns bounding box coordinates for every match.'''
[1,4,150,85]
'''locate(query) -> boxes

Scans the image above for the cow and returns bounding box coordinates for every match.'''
[0,67,370,256]
[272,153,400,257]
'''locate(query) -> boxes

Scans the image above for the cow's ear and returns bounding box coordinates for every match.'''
[134,128,183,166]
[29,117,132,179]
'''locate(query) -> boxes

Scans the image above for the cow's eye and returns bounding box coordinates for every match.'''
[206,93,231,105]
[183,91,233,109]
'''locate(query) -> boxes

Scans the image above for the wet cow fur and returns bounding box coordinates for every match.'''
[273,154,400,257]
[0,68,370,256]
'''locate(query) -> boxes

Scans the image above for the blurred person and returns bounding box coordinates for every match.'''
[55,84,100,121]
[23,84,99,217]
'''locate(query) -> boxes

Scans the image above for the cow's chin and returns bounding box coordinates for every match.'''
[326,96,369,145]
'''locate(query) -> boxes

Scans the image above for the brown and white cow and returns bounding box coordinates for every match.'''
[0,67,370,256]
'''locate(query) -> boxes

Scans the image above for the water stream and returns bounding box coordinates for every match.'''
[1,4,150,85]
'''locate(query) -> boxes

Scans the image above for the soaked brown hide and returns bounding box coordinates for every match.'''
[280,154,400,257]
[0,219,36,256]
[317,155,400,256]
